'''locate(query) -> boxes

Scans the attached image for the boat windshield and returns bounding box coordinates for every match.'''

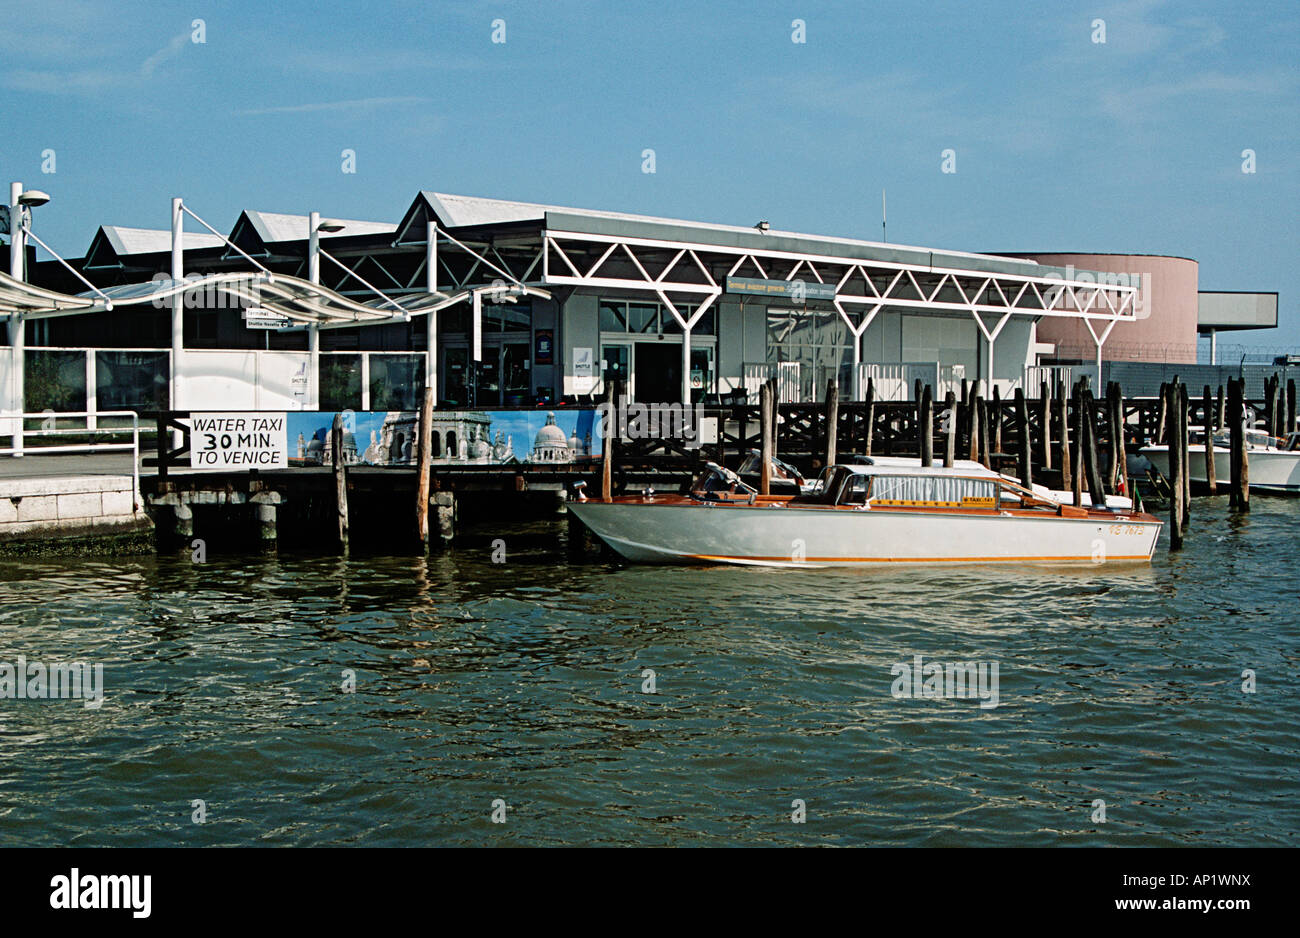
[690,463,757,501]
[737,450,804,484]
[862,473,999,508]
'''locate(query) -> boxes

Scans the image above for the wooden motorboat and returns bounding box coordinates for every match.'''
[569,457,1162,566]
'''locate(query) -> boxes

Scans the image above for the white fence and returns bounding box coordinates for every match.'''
[0,410,141,509]
[741,362,802,403]
[856,362,963,401]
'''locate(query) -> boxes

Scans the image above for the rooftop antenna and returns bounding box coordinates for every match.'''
[882,189,887,243]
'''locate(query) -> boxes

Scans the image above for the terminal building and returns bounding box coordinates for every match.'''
[0,185,1281,425]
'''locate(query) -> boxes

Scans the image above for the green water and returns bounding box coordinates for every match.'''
[0,498,1296,845]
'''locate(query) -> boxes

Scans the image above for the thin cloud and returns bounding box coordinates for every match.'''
[1099,69,1296,123]
[140,30,191,78]
[235,96,430,116]
[5,68,130,95]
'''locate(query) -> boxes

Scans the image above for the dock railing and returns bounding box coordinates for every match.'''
[0,410,141,510]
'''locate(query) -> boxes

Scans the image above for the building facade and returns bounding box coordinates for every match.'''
[3,189,1185,428]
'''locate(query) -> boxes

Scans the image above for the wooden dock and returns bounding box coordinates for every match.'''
[17,372,1277,556]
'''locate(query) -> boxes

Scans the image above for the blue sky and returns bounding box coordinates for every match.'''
[2,0,1296,348]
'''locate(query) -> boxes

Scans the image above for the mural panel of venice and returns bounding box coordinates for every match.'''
[288,410,603,468]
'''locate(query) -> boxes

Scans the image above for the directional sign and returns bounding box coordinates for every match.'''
[243,307,292,330]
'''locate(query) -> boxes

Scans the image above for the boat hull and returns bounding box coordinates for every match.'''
[569,499,1161,567]
[1141,445,1300,493]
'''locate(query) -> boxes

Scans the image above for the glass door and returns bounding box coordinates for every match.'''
[690,346,715,403]
[501,342,530,405]
[601,344,629,397]
[442,346,469,406]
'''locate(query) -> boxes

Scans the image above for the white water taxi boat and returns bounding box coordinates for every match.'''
[1141,428,1300,494]
[569,458,1161,567]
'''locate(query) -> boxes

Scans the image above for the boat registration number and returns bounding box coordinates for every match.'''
[1108,524,1146,536]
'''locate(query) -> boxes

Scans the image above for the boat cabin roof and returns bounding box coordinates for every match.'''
[830,457,998,479]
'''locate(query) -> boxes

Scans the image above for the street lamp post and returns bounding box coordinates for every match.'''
[307,213,343,410]
[6,182,50,457]
[7,183,22,456]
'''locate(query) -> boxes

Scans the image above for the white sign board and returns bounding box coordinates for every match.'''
[572,346,595,394]
[190,413,288,469]
[244,308,292,329]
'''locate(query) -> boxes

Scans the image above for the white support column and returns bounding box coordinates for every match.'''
[1082,316,1118,390]
[308,211,321,409]
[986,333,995,398]
[170,198,184,431]
[682,324,692,404]
[9,182,25,455]
[85,351,97,432]
[852,331,862,401]
[360,352,371,411]
[426,221,438,406]
[1209,328,1217,366]
[971,310,1012,398]
[471,288,482,364]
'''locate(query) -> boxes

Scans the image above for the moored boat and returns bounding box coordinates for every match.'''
[569,457,1162,567]
[1141,427,1300,494]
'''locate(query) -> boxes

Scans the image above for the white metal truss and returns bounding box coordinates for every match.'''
[542,227,1141,396]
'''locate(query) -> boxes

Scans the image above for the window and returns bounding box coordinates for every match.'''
[320,355,362,411]
[441,300,532,336]
[598,298,715,336]
[599,301,627,332]
[370,354,425,411]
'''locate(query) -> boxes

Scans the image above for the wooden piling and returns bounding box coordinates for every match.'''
[1039,391,1052,470]
[1272,374,1284,439]
[1241,417,1251,512]
[601,381,615,501]
[1288,379,1297,438]
[414,386,433,550]
[760,380,773,495]
[863,379,875,457]
[824,379,839,468]
[1179,382,1191,527]
[991,385,1003,458]
[919,384,933,467]
[768,377,779,454]
[1228,378,1248,511]
[943,390,956,468]
[1166,383,1184,549]
[1014,387,1031,486]
[1202,385,1217,494]
[969,394,981,462]
[331,413,349,551]
[1105,382,1120,494]
[1264,375,1276,439]
[1156,383,1168,444]
[1216,384,1225,432]
[1110,382,1129,497]
[1057,390,1072,494]
[1081,388,1106,507]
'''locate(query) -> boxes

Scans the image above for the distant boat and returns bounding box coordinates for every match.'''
[569,457,1161,567]
[1141,427,1300,494]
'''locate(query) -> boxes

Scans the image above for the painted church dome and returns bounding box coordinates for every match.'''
[534,412,568,449]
